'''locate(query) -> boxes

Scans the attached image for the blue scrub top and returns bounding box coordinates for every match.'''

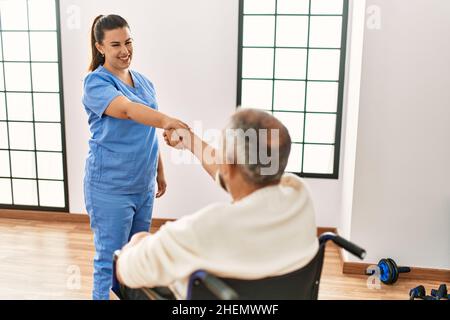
[82,65,159,194]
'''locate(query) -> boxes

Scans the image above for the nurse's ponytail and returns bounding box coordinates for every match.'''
[89,14,130,71]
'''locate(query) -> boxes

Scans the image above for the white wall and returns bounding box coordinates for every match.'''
[347,0,450,268]
[338,0,366,259]
[60,0,344,226]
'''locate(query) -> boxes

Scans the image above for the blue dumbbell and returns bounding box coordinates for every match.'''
[409,285,436,300]
[430,284,448,300]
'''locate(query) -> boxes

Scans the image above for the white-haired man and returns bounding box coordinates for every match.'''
[115,109,319,299]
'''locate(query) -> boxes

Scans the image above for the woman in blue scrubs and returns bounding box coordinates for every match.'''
[82,14,188,300]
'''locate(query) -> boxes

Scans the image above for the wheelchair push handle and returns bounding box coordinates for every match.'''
[333,235,366,259]
[319,232,366,260]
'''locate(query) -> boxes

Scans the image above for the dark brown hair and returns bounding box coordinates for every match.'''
[89,14,130,71]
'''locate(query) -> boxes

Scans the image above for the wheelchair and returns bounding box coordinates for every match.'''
[114,232,366,300]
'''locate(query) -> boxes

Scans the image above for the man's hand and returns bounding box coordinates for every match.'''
[122,232,151,251]
[116,232,151,284]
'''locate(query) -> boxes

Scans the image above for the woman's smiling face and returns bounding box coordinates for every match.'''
[96,27,133,70]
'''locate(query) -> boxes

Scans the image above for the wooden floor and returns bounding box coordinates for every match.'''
[0,218,445,300]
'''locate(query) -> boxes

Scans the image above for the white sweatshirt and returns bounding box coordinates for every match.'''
[118,174,319,299]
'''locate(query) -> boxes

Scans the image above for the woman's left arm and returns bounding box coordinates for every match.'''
[156,154,167,198]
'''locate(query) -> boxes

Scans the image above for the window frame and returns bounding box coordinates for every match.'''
[0,0,69,212]
[236,0,349,179]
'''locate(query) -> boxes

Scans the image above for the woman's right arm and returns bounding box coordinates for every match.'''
[105,95,188,130]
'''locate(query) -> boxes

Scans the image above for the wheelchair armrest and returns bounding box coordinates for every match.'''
[113,250,171,300]
[190,271,239,300]
[319,232,366,260]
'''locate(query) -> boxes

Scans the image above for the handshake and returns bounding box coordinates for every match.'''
[162,117,193,150]
[163,128,193,150]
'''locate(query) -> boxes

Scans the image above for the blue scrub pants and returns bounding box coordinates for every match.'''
[84,185,155,300]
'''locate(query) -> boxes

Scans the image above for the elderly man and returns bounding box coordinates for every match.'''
[115,109,318,299]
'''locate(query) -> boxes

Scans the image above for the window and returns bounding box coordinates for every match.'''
[237,0,348,178]
[0,0,68,211]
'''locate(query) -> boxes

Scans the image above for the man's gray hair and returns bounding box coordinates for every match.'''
[223,108,291,186]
